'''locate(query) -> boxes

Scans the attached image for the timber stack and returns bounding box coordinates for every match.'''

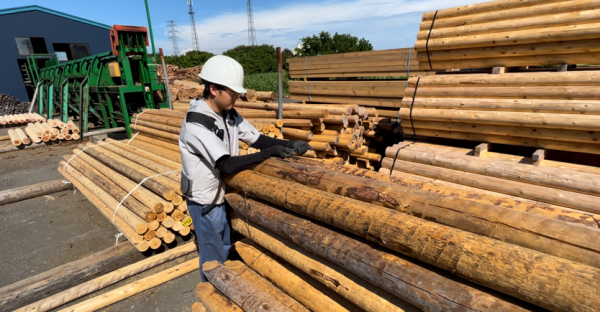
[0,94,34,116]
[191,155,600,312]
[157,64,203,84]
[415,0,600,70]
[57,133,193,252]
[4,116,82,147]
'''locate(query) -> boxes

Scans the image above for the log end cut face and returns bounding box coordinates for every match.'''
[346,186,399,208]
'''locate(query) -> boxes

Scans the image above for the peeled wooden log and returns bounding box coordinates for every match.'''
[15,128,30,145]
[25,127,41,143]
[7,129,21,146]
[59,168,146,249]
[307,141,331,151]
[202,261,295,312]
[311,134,339,145]
[255,91,278,101]
[133,113,183,128]
[226,171,600,311]
[234,234,417,312]
[244,119,284,128]
[15,243,195,312]
[239,110,329,119]
[54,259,198,312]
[385,144,600,198]
[71,149,165,213]
[196,283,243,312]
[281,119,313,127]
[63,156,156,222]
[226,193,533,312]
[254,158,600,268]
[224,261,309,312]
[133,120,180,135]
[60,161,149,234]
[130,124,179,142]
[126,139,182,163]
[234,102,351,115]
[82,144,178,200]
[282,128,312,140]
[0,179,74,206]
[134,135,180,153]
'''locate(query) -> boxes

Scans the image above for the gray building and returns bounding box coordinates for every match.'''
[0,5,111,101]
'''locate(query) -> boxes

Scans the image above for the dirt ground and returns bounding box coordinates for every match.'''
[0,139,202,312]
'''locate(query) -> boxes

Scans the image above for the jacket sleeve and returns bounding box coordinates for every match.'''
[215,152,271,176]
[250,134,292,149]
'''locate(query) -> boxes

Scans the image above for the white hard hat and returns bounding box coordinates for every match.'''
[199,55,246,94]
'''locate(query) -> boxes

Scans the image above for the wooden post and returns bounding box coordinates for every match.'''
[105,139,181,170]
[14,243,195,312]
[0,179,73,206]
[225,172,600,311]
[226,193,531,312]
[195,283,243,312]
[202,261,295,312]
[54,259,198,312]
[532,149,547,166]
[224,261,310,312]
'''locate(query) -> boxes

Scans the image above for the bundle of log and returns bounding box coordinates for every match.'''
[57,136,193,252]
[415,0,600,70]
[6,118,81,147]
[399,71,600,154]
[157,64,203,84]
[289,80,406,108]
[0,94,33,116]
[216,158,600,312]
[287,48,434,78]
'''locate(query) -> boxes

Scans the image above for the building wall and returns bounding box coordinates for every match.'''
[0,10,110,101]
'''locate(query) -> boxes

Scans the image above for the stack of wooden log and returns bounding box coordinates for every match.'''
[157,64,203,84]
[195,157,600,311]
[1,113,45,125]
[58,135,193,252]
[6,118,81,147]
[170,82,262,107]
[400,71,600,154]
[288,80,406,108]
[0,94,32,116]
[288,48,434,78]
[415,0,600,70]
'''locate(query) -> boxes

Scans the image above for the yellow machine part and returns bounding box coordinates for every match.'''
[108,62,121,77]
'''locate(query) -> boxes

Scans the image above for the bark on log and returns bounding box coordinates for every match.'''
[15,243,196,312]
[195,283,243,312]
[224,261,310,312]
[0,243,140,312]
[234,234,417,312]
[225,171,600,311]
[0,179,73,206]
[253,158,600,268]
[202,261,294,312]
[55,259,198,312]
[225,193,534,312]
[105,139,181,170]
[255,91,278,101]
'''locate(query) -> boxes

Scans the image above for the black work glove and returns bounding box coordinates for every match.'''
[262,145,295,158]
[287,140,313,156]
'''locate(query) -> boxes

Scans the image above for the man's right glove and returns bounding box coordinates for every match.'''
[262,145,295,159]
[287,140,313,156]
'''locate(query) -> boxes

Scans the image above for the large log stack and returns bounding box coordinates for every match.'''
[400,71,600,154]
[222,158,600,312]
[0,94,34,116]
[157,64,203,84]
[2,116,81,148]
[415,0,600,70]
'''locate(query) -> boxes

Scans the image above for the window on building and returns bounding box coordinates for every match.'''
[52,43,91,61]
[14,37,48,56]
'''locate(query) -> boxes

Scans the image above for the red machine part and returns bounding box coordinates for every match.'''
[110,25,149,56]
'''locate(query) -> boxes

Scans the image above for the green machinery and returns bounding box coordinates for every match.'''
[25,25,169,138]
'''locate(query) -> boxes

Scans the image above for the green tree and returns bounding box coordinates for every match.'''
[293,31,373,57]
[165,50,215,68]
[223,44,279,75]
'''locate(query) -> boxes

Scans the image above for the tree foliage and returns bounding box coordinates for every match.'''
[293,31,373,57]
[164,50,215,68]
[223,44,294,75]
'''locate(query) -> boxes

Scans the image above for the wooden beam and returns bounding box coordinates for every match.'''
[474,143,491,157]
[0,179,73,206]
[225,171,600,311]
[0,243,141,311]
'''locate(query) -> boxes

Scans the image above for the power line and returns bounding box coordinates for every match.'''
[167,20,181,56]
[247,0,257,46]
[188,0,200,51]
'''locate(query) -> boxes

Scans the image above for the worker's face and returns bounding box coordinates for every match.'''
[211,86,240,111]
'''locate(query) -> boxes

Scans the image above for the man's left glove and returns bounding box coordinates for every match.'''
[287,140,313,156]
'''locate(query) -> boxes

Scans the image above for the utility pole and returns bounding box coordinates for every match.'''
[247,0,257,46]
[167,20,181,56]
[188,0,200,51]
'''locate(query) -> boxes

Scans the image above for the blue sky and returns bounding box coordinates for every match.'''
[4,0,482,55]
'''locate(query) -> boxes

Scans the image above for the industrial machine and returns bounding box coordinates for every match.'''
[25,25,169,138]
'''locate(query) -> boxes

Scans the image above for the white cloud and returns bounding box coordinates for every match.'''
[159,0,483,56]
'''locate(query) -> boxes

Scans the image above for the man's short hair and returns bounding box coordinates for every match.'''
[201,80,225,100]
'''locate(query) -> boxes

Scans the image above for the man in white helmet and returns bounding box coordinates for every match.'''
[178,55,312,281]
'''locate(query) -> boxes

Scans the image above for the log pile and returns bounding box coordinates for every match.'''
[415,0,600,70]
[157,64,203,84]
[289,80,406,108]
[0,94,33,116]
[220,158,600,312]
[57,135,193,252]
[288,48,434,78]
[6,118,80,147]
[400,71,600,154]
